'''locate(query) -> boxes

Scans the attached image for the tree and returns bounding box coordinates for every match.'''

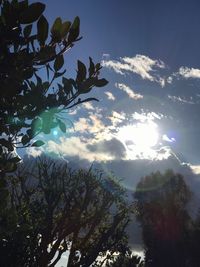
[0,0,108,174]
[134,170,192,267]
[104,251,144,267]
[0,158,131,267]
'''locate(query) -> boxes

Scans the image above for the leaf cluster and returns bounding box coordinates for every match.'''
[0,0,108,171]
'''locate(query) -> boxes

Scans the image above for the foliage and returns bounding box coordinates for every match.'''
[104,251,144,267]
[134,170,193,267]
[0,0,108,173]
[0,158,131,267]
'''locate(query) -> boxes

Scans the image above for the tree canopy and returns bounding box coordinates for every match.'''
[134,170,193,267]
[0,158,131,267]
[0,0,108,174]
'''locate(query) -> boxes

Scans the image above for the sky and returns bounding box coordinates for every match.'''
[26,1,200,184]
[28,0,200,170]
[25,0,200,263]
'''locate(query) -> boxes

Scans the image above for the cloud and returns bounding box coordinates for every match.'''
[26,147,43,157]
[108,111,126,128]
[87,138,126,159]
[162,134,176,143]
[115,83,143,100]
[167,76,173,84]
[102,54,166,86]
[105,91,115,101]
[132,112,163,122]
[178,66,200,79]
[72,114,106,137]
[190,165,200,175]
[82,102,95,110]
[168,95,195,104]
[46,136,124,162]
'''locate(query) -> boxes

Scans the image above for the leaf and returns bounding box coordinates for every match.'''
[37,15,48,46]
[78,78,94,94]
[26,129,34,138]
[23,24,32,38]
[31,117,42,132]
[51,17,62,41]
[54,54,64,71]
[68,16,80,43]
[9,157,21,164]
[0,139,13,151]
[89,57,95,77]
[31,140,45,147]
[19,2,45,24]
[95,78,109,87]
[57,119,66,133]
[61,21,71,38]
[54,69,66,78]
[77,60,86,82]
[21,134,30,145]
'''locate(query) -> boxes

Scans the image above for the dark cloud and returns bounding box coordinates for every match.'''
[87,137,126,159]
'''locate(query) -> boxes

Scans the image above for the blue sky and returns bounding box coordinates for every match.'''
[28,0,200,179]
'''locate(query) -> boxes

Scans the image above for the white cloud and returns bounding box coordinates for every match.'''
[178,66,200,79]
[26,147,43,157]
[132,111,163,122]
[72,114,112,141]
[162,134,175,143]
[108,111,126,127]
[190,165,200,175]
[168,95,195,104]
[167,76,173,84]
[115,83,143,100]
[47,136,120,162]
[102,54,166,86]
[82,102,95,110]
[105,91,115,101]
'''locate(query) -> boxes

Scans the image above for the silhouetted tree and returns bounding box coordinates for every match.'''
[134,170,192,267]
[0,158,131,267]
[104,250,144,267]
[186,210,200,267]
[0,0,108,174]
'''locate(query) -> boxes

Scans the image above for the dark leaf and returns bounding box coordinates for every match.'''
[95,78,108,87]
[54,69,66,78]
[31,140,45,147]
[0,139,13,151]
[54,54,64,71]
[51,17,62,41]
[89,57,95,77]
[51,17,62,33]
[31,117,42,132]
[43,81,49,91]
[68,16,80,43]
[21,134,30,145]
[37,15,48,46]
[23,24,32,38]
[95,63,102,71]
[77,60,86,82]
[26,129,34,138]
[61,21,71,38]
[9,157,21,163]
[19,2,45,24]
[57,119,66,133]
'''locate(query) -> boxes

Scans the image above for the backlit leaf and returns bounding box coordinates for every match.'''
[19,2,45,24]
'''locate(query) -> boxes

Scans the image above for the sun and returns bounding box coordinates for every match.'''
[117,122,159,158]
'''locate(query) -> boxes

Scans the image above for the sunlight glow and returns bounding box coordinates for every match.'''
[117,122,159,159]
